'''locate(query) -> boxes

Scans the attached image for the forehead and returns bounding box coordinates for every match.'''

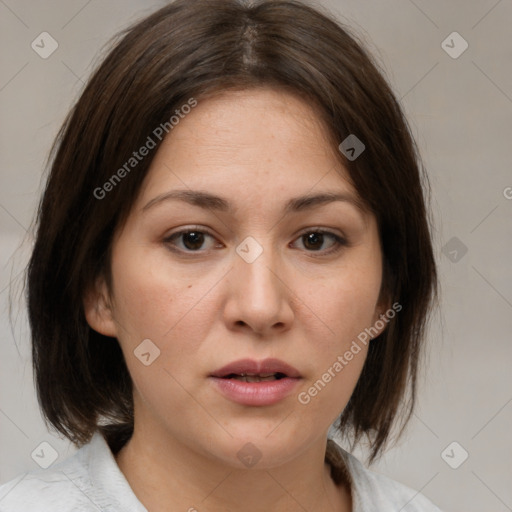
[136,88,362,213]
[164,87,337,160]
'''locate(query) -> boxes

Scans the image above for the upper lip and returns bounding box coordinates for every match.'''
[210,358,301,378]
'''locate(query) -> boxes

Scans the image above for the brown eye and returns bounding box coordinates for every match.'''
[292,230,347,255]
[164,228,220,253]
[302,232,325,251]
[181,231,205,251]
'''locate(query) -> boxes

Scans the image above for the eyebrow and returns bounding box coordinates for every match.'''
[142,189,366,215]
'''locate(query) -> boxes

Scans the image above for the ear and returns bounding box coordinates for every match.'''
[83,276,118,338]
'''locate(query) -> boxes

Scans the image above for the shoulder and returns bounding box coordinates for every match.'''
[0,445,96,511]
[0,433,145,512]
[327,439,443,512]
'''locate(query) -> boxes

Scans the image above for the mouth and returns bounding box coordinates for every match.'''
[209,358,302,406]
[209,358,302,380]
[221,372,288,382]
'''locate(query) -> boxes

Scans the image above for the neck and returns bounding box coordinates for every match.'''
[115,423,352,512]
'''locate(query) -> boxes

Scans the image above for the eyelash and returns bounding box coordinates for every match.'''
[163,226,348,257]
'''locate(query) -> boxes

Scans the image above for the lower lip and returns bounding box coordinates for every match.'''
[209,376,301,406]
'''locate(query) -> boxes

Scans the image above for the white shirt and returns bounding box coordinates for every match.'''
[0,433,442,511]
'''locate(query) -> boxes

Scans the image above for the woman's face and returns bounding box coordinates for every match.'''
[87,88,388,468]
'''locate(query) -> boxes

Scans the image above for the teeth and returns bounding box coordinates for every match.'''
[232,374,278,382]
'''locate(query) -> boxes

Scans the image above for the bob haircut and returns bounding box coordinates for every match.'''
[27,0,437,462]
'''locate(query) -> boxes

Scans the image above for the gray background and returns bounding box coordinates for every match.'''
[1,0,511,510]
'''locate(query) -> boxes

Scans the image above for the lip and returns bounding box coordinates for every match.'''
[209,358,302,406]
[210,377,300,406]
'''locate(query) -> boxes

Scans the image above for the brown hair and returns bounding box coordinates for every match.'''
[27,0,437,462]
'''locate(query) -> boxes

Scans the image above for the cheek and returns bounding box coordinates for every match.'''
[109,248,225,394]
[298,344,368,421]
[292,256,381,409]
[110,257,217,423]
[301,256,382,349]
[110,245,214,342]
[295,282,373,421]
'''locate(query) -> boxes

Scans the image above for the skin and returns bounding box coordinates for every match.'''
[84,88,389,512]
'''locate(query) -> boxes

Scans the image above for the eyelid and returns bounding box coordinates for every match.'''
[295,226,346,240]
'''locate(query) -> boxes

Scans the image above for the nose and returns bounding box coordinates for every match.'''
[223,240,295,337]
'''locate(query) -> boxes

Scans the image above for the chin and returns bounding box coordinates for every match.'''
[199,426,315,470]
